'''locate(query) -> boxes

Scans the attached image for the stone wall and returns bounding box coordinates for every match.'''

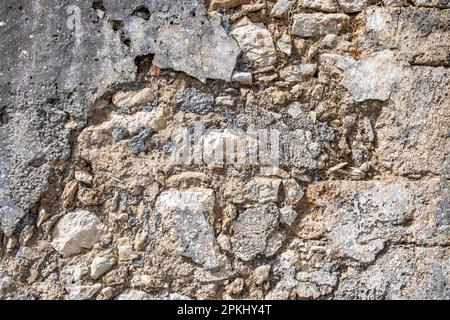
[0,0,448,300]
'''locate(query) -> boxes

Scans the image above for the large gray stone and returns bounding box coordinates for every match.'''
[335,247,450,299]
[52,209,106,258]
[360,7,450,66]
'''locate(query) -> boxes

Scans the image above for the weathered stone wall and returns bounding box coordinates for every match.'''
[0,0,448,300]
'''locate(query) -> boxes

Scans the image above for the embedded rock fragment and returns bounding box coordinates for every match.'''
[244,178,282,204]
[277,33,292,56]
[412,0,450,8]
[74,171,93,185]
[172,210,223,269]
[252,265,271,285]
[265,232,285,257]
[280,207,298,226]
[67,284,102,300]
[339,0,375,12]
[129,129,153,155]
[112,88,155,108]
[117,237,138,262]
[198,128,253,166]
[180,88,215,115]
[155,188,215,215]
[283,179,304,206]
[226,178,282,205]
[119,0,241,82]
[51,209,106,258]
[361,7,450,66]
[280,129,331,170]
[231,204,280,261]
[90,257,117,280]
[155,189,224,269]
[115,290,151,300]
[383,0,408,5]
[112,127,130,142]
[296,270,338,298]
[280,64,317,82]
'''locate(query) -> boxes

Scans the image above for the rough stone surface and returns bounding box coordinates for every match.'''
[180,88,215,115]
[112,88,155,108]
[232,72,253,85]
[299,0,339,12]
[0,0,449,301]
[231,204,280,261]
[210,0,251,10]
[412,0,450,8]
[280,64,317,82]
[360,7,450,66]
[303,179,449,258]
[0,202,26,237]
[117,0,241,83]
[232,19,277,67]
[292,13,349,38]
[339,0,375,12]
[67,284,102,300]
[90,257,117,280]
[341,50,403,102]
[171,210,224,270]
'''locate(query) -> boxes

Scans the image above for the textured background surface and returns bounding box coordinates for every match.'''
[0,0,448,300]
